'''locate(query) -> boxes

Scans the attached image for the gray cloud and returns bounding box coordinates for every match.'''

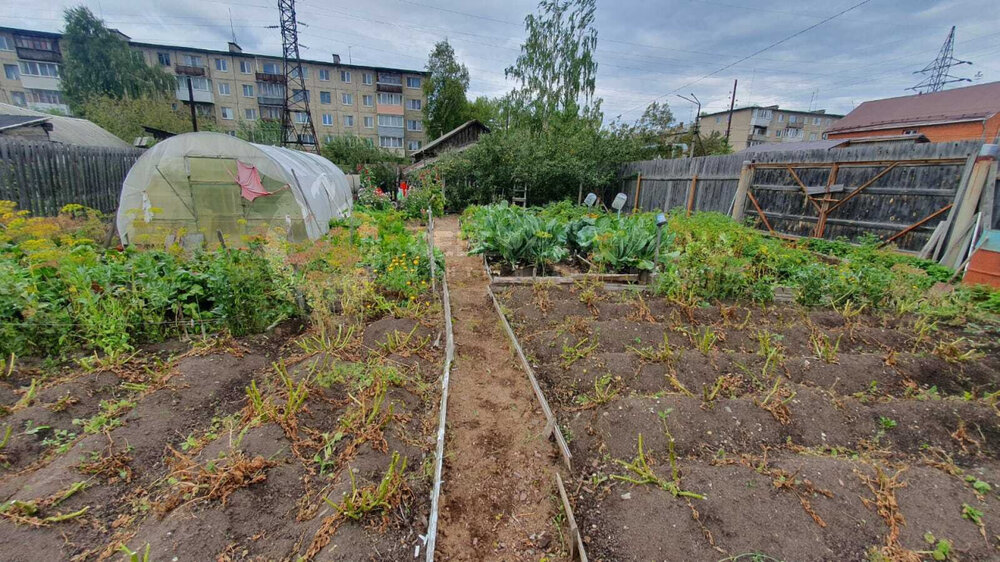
[4,0,998,123]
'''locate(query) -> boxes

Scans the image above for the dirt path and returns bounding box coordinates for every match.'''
[433,215,562,560]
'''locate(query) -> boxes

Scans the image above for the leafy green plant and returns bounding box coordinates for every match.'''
[574,374,621,408]
[878,417,898,431]
[326,451,408,520]
[73,399,135,434]
[559,337,599,368]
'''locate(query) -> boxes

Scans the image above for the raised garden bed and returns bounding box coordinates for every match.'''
[497,283,1000,561]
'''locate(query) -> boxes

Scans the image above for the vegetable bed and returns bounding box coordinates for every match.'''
[498,284,1000,561]
[0,203,445,560]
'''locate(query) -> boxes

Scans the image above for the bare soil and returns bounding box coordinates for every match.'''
[432,216,565,560]
[498,284,1000,561]
[0,307,444,560]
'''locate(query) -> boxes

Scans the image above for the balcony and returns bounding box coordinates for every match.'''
[376,83,402,93]
[175,65,206,76]
[377,125,404,138]
[175,87,214,104]
[750,132,769,142]
[376,103,404,116]
[786,121,804,129]
[20,75,61,91]
[257,95,284,106]
[16,47,61,63]
[256,72,286,84]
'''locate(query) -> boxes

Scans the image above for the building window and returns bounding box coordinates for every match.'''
[240,60,253,74]
[292,89,310,103]
[218,82,231,95]
[341,93,353,105]
[14,36,55,51]
[340,70,351,83]
[262,62,281,75]
[182,54,203,67]
[377,114,403,127]
[301,133,315,144]
[406,119,422,131]
[29,89,62,105]
[408,140,422,151]
[788,115,797,124]
[244,108,257,120]
[289,66,308,79]
[379,136,403,148]
[176,76,210,91]
[295,112,309,124]
[363,116,374,128]
[809,132,817,140]
[363,94,373,107]
[344,115,354,127]
[825,118,832,126]
[320,91,331,104]
[18,61,59,77]
[242,84,254,97]
[902,129,919,135]
[377,72,401,85]
[157,52,171,66]
[322,113,333,126]
[813,117,821,125]
[775,130,782,138]
[316,69,328,81]
[324,135,333,143]
[0,37,12,51]
[258,82,284,98]
[11,91,26,106]
[261,106,281,120]
[363,72,373,85]
[215,58,228,72]
[777,113,784,122]
[407,99,421,110]
[221,107,234,120]
[3,64,18,80]
[376,92,402,105]
[715,116,722,124]
[406,76,421,88]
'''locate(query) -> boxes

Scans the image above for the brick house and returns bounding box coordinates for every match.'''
[825,81,1000,143]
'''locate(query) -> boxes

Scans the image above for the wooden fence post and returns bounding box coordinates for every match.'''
[731,161,753,221]
[941,145,998,267]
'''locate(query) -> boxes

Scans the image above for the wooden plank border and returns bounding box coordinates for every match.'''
[424,213,454,562]
[555,471,589,562]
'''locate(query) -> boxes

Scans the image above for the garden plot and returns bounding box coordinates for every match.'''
[0,203,446,560]
[498,284,1000,561]
[0,308,443,560]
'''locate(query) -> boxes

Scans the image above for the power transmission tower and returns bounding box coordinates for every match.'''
[278,0,318,152]
[907,26,972,94]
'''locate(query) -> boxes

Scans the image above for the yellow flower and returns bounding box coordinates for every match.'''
[412,259,419,265]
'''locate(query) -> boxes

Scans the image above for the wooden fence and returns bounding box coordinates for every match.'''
[0,137,143,216]
[616,140,998,262]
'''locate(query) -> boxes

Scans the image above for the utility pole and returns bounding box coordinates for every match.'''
[724,79,737,143]
[907,26,972,94]
[677,93,701,157]
[186,77,198,132]
[277,0,319,152]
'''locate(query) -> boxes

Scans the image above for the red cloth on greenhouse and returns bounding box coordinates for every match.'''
[234,161,271,202]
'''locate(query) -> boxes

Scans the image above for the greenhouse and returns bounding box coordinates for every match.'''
[116,132,352,246]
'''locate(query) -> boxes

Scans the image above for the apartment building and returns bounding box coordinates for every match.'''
[0,26,428,155]
[698,105,843,151]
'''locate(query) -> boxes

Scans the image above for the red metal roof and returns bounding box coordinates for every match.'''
[826,81,1000,134]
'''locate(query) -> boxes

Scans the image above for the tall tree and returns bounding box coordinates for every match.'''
[505,0,599,128]
[422,40,471,140]
[60,6,175,111]
[636,101,674,138]
[464,96,502,130]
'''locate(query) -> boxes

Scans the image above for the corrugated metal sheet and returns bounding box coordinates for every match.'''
[827,81,1000,134]
[0,103,131,149]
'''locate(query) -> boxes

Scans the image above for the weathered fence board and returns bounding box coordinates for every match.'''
[0,137,142,216]
[617,140,993,253]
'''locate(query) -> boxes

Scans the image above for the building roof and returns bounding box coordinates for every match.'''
[0,103,132,148]
[701,105,843,119]
[0,114,50,131]
[826,81,1000,134]
[0,26,427,76]
[411,120,490,160]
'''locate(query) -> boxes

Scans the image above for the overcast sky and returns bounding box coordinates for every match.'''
[3,0,999,124]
